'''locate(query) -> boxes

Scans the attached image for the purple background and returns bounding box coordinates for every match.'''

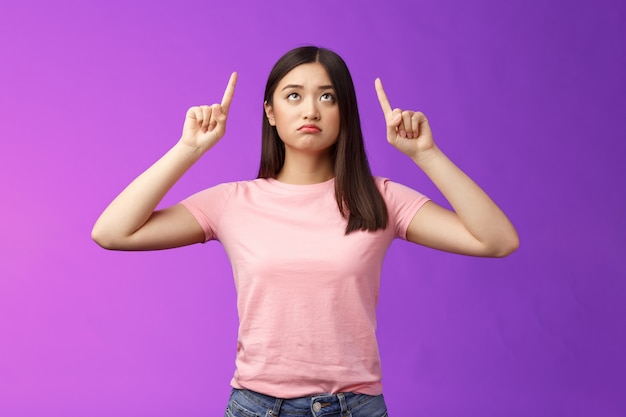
[1,0,625,416]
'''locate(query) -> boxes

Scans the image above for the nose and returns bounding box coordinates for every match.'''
[302,97,320,120]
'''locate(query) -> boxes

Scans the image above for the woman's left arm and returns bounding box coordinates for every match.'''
[375,78,519,257]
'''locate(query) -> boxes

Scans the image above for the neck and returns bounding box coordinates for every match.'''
[276,149,334,185]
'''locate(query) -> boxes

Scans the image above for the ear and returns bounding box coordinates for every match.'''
[264,101,276,126]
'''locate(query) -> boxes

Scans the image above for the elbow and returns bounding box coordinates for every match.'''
[493,243,519,258]
[91,226,123,250]
[91,227,112,250]
[489,232,520,258]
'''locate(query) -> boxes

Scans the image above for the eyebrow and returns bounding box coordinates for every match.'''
[281,84,335,91]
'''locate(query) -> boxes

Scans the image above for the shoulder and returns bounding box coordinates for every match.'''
[182,178,288,208]
[179,179,271,241]
[373,176,428,203]
[187,178,268,197]
[373,176,431,238]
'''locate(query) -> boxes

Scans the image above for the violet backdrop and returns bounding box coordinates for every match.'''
[1,0,625,416]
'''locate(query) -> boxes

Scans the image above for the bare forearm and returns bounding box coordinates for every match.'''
[92,141,202,242]
[92,75,237,250]
[413,146,519,255]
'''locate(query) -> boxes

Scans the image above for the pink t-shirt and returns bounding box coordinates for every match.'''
[181,177,429,398]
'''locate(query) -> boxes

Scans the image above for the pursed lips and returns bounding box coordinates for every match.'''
[298,124,322,133]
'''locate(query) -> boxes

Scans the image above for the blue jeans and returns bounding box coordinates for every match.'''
[225,388,388,417]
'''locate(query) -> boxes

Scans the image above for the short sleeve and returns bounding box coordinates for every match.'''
[376,177,430,239]
[179,182,235,242]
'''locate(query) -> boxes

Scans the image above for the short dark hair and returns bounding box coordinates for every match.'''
[258,46,388,234]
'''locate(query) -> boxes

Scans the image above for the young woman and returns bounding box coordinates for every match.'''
[92,46,518,417]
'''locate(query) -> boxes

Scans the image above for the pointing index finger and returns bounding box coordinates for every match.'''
[375,78,393,117]
[220,72,238,114]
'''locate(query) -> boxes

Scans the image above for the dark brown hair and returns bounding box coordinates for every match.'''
[258,46,388,234]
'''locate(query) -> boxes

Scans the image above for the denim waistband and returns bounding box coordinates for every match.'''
[239,390,346,417]
[229,388,386,417]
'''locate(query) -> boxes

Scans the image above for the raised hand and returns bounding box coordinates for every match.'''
[375,78,435,161]
[180,72,238,151]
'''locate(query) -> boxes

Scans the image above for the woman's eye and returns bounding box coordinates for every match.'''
[320,93,335,102]
[287,92,300,100]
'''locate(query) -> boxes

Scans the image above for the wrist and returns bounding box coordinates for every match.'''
[174,139,209,159]
[411,145,443,167]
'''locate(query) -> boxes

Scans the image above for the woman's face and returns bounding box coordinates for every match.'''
[264,62,340,156]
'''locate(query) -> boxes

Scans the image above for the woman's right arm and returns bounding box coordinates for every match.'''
[91,73,237,251]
